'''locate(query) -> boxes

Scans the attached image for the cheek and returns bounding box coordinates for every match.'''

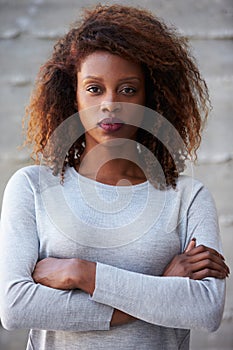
[77,91,100,111]
[122,103,145,128]
[78,111,90,131]
[139,89,146,106]
[78,105,99,131]
[76,90,85,110]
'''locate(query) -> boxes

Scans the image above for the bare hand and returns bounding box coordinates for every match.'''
[33,257,136,327]
[33,257,79,289]
[33,257,96,293]
[110,309,137,327]
[163,239,230,280]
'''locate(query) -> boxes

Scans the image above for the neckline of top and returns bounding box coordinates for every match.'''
[68,166,149,190]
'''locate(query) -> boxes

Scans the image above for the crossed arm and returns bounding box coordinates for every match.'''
[32,238,230,326]
[0,169,230,331]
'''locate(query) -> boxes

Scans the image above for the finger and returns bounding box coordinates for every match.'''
[185,238,196,253]
[186,245,224,260]
[185,251,230,273]
[191,268,228,280]
[190,259,229,275]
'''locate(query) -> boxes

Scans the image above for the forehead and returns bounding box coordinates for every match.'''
[77,51,144,79]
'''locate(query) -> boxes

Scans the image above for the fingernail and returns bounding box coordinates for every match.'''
[192,237,196,242]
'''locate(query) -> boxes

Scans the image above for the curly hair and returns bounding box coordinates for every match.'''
[23,4,210,188]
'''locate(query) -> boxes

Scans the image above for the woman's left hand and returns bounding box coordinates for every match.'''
[162,239,230,280]
[33,257,96,294]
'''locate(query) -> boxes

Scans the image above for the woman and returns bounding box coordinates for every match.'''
[0,4,230,350]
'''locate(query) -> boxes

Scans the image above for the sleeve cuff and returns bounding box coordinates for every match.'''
[90,262,117,305]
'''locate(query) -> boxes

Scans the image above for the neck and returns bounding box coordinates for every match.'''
[76,139,146,185]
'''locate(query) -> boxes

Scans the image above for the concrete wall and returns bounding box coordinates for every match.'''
[0,0,232,349]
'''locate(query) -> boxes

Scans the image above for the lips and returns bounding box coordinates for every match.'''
[97,117,125,132]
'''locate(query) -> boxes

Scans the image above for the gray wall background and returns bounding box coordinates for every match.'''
[0,0,232,349]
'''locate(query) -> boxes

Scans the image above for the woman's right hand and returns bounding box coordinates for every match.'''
[110,309,137,327]
[162,238,230,280]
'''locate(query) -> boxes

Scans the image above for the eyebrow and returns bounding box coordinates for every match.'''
[82,76,142,82]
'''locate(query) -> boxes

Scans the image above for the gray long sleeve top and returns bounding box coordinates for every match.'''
[0,165,225,350]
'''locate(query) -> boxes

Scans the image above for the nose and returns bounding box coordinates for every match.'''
[100,100,122,114]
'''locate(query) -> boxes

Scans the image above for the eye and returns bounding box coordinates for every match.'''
[86,86,102,94]
[120,87,137,95]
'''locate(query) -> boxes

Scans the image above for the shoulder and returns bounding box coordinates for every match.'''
[176,174,212,198]
[4,165,56,194]
[1,166,40,209]
[6,165,40,188]
[176,174,203,191]
[175,175,216,212]
[10,164,40,178]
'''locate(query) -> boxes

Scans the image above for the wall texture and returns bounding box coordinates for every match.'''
[0,1,232,349]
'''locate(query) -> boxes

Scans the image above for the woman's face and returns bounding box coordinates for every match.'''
[76,51,146,149]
